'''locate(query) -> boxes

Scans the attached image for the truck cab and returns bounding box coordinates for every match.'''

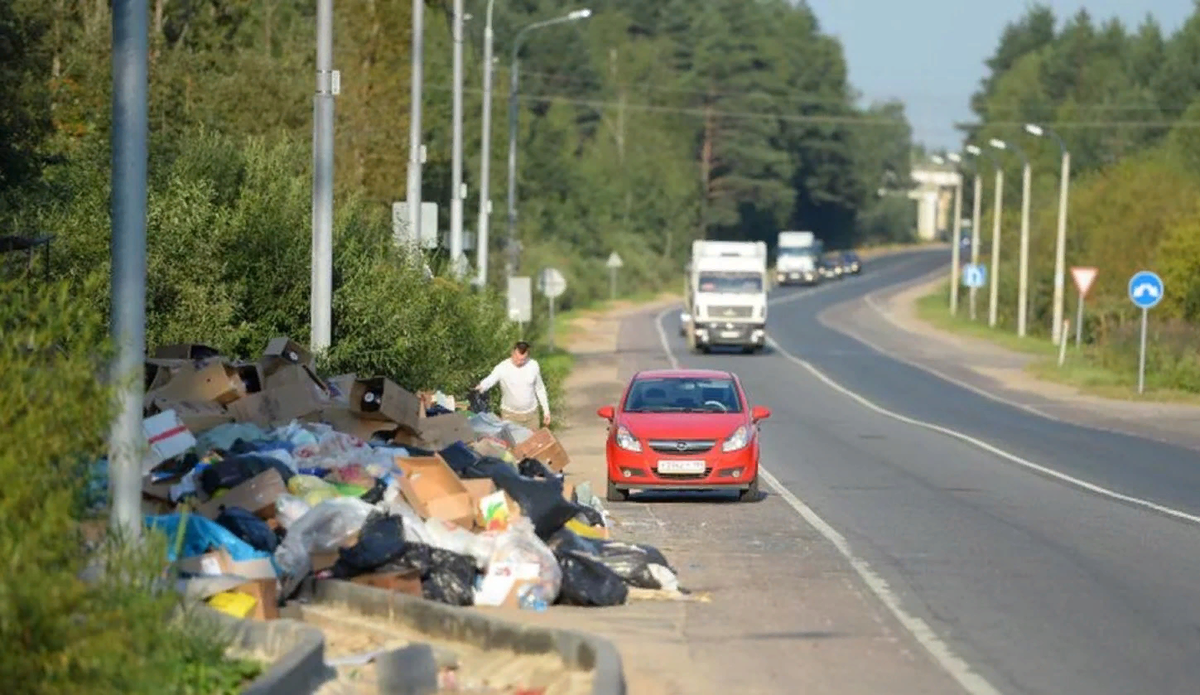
[776,231,822,286]
[682,240,768,354]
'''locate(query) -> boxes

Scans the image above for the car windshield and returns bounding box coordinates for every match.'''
[623,377,743,414]
[697,272,763,294]
[842,252,859,261]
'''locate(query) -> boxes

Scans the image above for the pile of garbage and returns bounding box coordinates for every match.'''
[132,337,680,621]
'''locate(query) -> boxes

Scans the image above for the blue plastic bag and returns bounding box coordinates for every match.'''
[145,513,269,563]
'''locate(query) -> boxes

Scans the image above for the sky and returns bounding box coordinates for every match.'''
[803,0,1192,149]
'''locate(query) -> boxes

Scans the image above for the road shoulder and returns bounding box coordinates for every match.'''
[827,269,1200,452]
[489,298,964,695]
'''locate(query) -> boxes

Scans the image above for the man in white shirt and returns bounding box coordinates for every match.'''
[473,341,551,431]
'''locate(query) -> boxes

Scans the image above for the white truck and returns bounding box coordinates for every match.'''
[775,230,821,286]
[679,240,768,354]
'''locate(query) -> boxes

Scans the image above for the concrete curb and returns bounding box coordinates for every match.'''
[184,603,333,695]
[312,580,627,695]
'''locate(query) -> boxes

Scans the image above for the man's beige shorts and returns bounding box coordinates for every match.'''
[501,408,541,432]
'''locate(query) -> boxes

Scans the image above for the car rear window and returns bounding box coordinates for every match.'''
[623,377,743,414]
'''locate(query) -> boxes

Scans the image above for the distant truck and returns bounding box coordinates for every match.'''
[679,240,768,354]
[775,231,822,286]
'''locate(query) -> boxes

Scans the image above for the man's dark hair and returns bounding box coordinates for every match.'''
[513,341,530,355]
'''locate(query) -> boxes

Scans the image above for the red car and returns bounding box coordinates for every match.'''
[597,368,771,502]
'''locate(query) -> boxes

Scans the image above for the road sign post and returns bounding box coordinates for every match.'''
[537,267,567,350]
[1127,270,1163,395]
[605,251,623,302]
[1070,266,1097,348]
[507,275,532,337]
[961,263,987,320]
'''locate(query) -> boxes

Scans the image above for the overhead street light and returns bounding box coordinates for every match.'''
[1025,122,1071,346]
[990,137,1033,337]
[505,8,593,278]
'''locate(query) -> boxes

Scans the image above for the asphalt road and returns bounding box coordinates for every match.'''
[644,249,1200,695]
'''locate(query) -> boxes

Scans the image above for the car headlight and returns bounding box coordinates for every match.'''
[616,425,642,452]
[722,425,749,452]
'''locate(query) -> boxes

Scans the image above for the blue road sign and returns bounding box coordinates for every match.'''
[962,263,987,289]
[1128,270,1163,309]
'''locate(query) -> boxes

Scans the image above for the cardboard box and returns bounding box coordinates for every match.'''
[462,479,521,530]
[262,362,328,398]
[229,380,327,428]
[417,411,476,450]
[180,548,280,621]
[196,468,286,520]
[260,336,315,374]
[231,362,264,395]
[562,481,576,503]
[350,377,422,431]
[145,358,188,392]
[142,410,197,475]
[394,455,474,528]
[350,569,423,597]
[153,343,222,360]
[474,562,544,607]
[513,428,571,472]
[325,373,357,403]
[156,359,245,405]
[147,397,234,433]
[319,406,399,443]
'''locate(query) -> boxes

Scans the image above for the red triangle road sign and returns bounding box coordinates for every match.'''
[1071,266,1098,298]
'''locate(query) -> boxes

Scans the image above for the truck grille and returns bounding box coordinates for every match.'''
[648,439,716,454]
[705,305,753,319]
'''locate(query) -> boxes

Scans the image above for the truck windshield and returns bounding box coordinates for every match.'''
[778,248,817,258]
[697,272,763,294]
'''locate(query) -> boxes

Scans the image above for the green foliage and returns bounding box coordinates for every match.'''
[0,278,263,694]
[958,4,1200,393]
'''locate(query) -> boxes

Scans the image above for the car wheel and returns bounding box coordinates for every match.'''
[607,480,629,502]
[738,476,759,502]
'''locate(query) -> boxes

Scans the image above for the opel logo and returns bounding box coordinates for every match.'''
[675,441,688,451]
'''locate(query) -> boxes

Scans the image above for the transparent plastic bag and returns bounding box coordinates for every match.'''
[273,496,375,582]
[274,493,312,529]
[286,474,341,507]
[485,517,561,602]
[422,518,497,569]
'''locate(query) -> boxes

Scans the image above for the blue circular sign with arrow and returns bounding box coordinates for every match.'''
[1127,270,1163,310]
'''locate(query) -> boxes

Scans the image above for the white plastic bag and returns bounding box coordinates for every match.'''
[273,497,375,581]
[422,517,498,569]
[483,517,561,601]
[274,493,312,529]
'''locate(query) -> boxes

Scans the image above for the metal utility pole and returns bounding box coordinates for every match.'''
[110,0,149,540]
[969,171,982,320]
[476,0,496,286]
[986,148,1005,329]
[1026,123,1071,345]
[406,0,424,251]
[311,0,334,353]
[505,9,593,279]
[449,0,465,277]
[1017,155,1032,337]
[947,155,964,315]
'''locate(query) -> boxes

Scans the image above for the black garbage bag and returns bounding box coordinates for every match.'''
[591,539,675,589]
[215,506,278,553]
[572,505,605,528]
[331,513,407,577]
[200,454,294,497]
[517,457,559,480]
[438,441,479,475]
[492,475,580,539]
[376,543,478,607]
[548,530,627,606]
[467,390,490,414]
[425,404,454,416]
[360,478,388,505]
[461,456,521,483]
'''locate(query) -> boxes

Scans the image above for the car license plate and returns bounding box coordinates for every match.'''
[720,330,740,339]
[657,459,706,474]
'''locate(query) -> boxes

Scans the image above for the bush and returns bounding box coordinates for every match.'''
[8,128,522,395]
[0,278,259,694]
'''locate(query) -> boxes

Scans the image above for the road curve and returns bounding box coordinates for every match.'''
[652,249,1200,695]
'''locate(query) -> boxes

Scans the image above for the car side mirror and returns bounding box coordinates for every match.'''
[751,405,771,422]
[597,405,615,420]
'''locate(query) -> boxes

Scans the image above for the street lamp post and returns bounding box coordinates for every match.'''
[964,144,999,322]
[981,142,1006,328]
[505,8,592,278]
[1025,123,1071,345]
[449,0,465,277]
[406,0,424,252]
[990,138,1032,337]
[476,0,497,286]
[932,154,964,315]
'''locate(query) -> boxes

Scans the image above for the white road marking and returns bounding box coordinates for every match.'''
[652,306,1004,695]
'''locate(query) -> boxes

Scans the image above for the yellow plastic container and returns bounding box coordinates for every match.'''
[207,591,258,619]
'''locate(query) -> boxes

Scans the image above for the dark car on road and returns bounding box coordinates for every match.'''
[841,251,862,275]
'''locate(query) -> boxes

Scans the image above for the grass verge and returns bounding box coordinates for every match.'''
[915,283,1200,404]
